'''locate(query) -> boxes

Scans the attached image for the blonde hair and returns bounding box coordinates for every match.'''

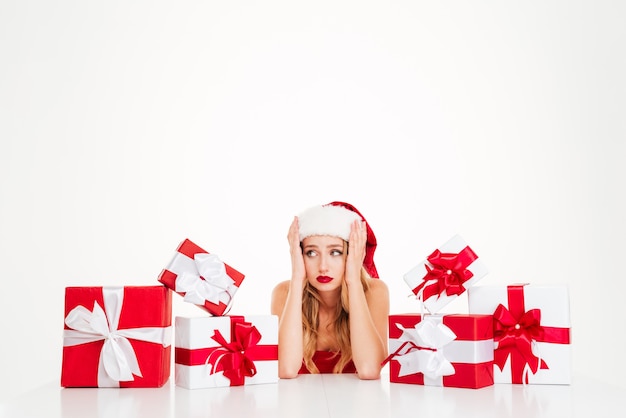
[301,267,371,373]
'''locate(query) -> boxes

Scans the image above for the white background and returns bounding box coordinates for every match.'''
[1,0,624,404]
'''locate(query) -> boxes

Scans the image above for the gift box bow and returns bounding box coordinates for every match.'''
[63,287,172,387]
[177,253,237,306]
[412,246,478,302]
[175,316,278,386]
[493,304,547,375]
[493,284,571,384]
[383,319,456,379]
[206,320,266,385]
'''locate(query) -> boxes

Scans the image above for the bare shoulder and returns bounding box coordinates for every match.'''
[272,280,290,296]
[366,277,389,297]
[364,277,389,308]
[365,278,390,327]
[270,280,291,316]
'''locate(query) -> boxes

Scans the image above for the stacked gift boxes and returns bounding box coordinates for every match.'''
[159,238,278,389]
[392,234,572,388]
[61,238,279,389]
[387,234,493,389]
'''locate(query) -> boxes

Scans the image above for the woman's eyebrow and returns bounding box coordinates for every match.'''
[327,244,344,250]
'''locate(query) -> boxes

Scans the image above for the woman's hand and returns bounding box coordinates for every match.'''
[345,219,389,379]
[345,219,367,286]
[273,217,307,378]
[288,216,307,288]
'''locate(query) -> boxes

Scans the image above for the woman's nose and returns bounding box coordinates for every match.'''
[318,255,329,273]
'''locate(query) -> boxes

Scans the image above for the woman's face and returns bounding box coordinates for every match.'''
[301,235,347,292]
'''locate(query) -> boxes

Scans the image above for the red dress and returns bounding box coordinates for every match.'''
[298,351,357,374]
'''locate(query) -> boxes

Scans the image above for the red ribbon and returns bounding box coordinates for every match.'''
[412,246,478,301]
[175,316,278,386]
[207,317,263,386]
[493,285,570,384]
[381,341,436,368]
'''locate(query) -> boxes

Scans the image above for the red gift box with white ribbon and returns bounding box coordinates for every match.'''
[61,286,172,388]
[174,315,278,389]
[385,313,494,389]
[158,238,245,316]
[403,235,489,313]
[468,283,572,385]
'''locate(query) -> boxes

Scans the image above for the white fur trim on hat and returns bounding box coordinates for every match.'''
[297,204,362,242]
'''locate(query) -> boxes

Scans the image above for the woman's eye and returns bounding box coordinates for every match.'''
[331,250,343,256]
[305,250,318,257]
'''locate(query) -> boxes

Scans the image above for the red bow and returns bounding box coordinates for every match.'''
[493,303,548,379]
[208,321,261,386]
[416,247,477,300]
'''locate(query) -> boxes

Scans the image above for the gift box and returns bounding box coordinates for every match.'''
[404,235,488,313]
[468,283,572,384]
[61,285,172,388]
[158,238,245,316]
[386,313,494,389]
[175,315,278,389]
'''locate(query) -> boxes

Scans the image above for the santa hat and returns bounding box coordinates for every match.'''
[297,201,379,279]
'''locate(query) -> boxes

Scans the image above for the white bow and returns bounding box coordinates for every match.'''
[394,318,456,379]
[176,253,236,306]
[63,287,172,387]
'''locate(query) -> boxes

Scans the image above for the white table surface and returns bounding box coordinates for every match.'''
[2,373,622,418]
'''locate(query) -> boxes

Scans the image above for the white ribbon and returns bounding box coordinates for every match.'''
[393,317,456,380]
[63,287,172,387]
[174,253,236,306]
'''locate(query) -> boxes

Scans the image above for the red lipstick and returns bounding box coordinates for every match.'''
[316,275,333,283]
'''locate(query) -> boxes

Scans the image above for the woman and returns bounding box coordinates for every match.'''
[271,201,389,380]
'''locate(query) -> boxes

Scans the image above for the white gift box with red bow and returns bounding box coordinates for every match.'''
[404,234,489,313]
[175,315,278,389]
[468,283,572,384]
